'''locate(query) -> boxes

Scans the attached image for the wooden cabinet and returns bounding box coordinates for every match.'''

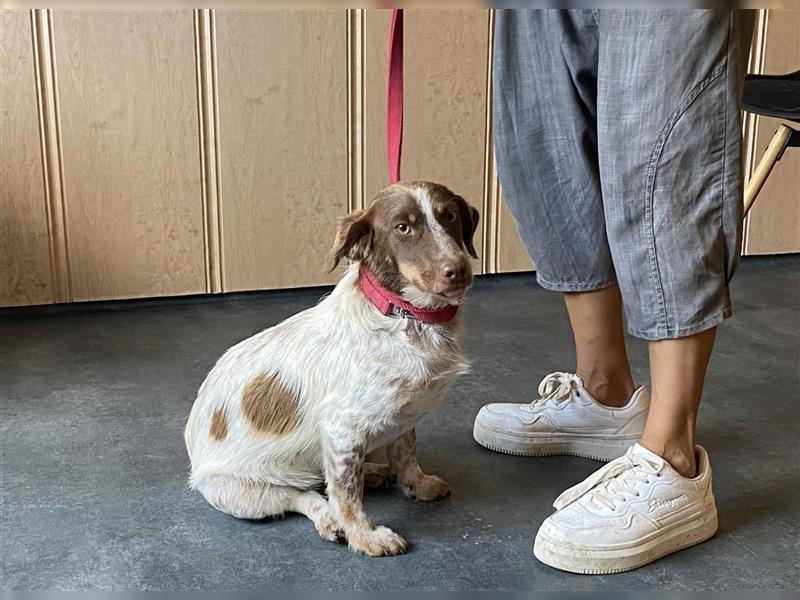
[363,9,491,270]
[495,189,534,273]
[0,9,797,307]
[52,10,206,301]
[1,10,53,306]
[214,10,348,291]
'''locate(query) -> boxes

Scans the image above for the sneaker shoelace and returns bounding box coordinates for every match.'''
[553,447,663,512]
[531,372,580,408]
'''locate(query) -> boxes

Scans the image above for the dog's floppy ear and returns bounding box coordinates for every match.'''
[327,208,374,271]
[454,196,480,259]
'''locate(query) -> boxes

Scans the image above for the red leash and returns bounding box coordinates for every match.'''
[361,13,458,324]
[387,9,403,184]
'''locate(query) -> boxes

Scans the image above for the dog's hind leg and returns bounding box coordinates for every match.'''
[196,475,293,519]
[195,475,341,541]
[363,462,395,489]
[386,429,451,501]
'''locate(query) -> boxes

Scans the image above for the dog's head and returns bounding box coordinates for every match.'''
[328,181,479,302]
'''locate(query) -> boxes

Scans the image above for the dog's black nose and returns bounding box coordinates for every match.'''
[442,262,461,282]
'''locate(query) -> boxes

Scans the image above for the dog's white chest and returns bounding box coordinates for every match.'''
[360,328,467,451]
[366,385,450,452]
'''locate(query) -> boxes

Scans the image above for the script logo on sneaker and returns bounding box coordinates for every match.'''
[534,445,718,574]
[648,495,687,513]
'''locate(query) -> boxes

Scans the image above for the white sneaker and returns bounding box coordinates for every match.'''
[534,443,718,574]
[473,372,649,461]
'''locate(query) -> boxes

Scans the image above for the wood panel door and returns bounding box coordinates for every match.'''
[215,10,349,291]
[5,9,800,310]
[52,10,206,301]
[363,9,491,272]
[1,10,53,306]
[496,192,534,273]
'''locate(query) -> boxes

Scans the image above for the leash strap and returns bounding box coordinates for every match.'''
[387,9,403,184]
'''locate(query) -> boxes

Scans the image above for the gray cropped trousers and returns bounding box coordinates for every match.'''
[493,10,755,340]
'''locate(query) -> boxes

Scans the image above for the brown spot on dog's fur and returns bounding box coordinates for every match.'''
[389,375,413,388]
[326,442,368,525]
[339,443,366,500]
[209,408,228,440]
[241,373,301,435]
[417,181,480,258]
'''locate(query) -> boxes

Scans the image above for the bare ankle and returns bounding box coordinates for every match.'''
[576,368,635,408]
[639,437,697,478]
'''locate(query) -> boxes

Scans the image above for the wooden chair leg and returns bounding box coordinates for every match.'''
[743,124,795,217]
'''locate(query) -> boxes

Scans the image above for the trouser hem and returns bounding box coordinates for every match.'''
[536,274,617,293]
[627,304,732,341]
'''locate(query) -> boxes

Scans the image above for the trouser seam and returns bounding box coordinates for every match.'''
[536,274,617,293]
[627,303,731,341]
[719,13,733,284]
[644,59,727,335]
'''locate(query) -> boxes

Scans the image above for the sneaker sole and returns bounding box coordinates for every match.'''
[473,421,639,462]
[533,508,719,575]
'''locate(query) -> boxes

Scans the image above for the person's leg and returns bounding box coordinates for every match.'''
[564,285,634,408]
[475,9,650,461]
[496,9,637,410]
[533,9,755,574]
[569,287,718,478]
[596,8,755,478]
[643,327,716,477]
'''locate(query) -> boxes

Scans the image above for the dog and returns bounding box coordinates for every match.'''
[184,181,479,556]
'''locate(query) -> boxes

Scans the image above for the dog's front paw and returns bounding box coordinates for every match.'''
[402,474,451,501]
[347,525,408,557]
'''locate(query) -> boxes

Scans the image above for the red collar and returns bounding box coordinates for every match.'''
[358,268,459,325]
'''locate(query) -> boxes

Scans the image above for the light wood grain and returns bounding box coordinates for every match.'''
[195,9,223,293]
[741,8,767,209]
[744,124,794,216]
[12,8,800,309]
[497,190,534,273]
[480,11,532,276]
[364,9,490,270]
[480,9,497,274]
[0,9,53,306]
[32,9,72,302]
[52,10,205,301]
[745,9,800,255]
[347,8,366,213]
[215,10,349,291]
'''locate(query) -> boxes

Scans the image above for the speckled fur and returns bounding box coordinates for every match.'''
[184,182,476,556]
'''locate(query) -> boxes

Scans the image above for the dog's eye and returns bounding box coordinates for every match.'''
[395,223,411,235]
[446,210,458,223]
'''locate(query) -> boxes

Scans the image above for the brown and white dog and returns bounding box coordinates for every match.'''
[184,181,479,556]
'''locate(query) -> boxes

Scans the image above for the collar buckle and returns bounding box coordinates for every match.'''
[390,304,415,320]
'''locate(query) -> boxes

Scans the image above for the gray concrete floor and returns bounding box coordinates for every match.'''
[1,255,798,591]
